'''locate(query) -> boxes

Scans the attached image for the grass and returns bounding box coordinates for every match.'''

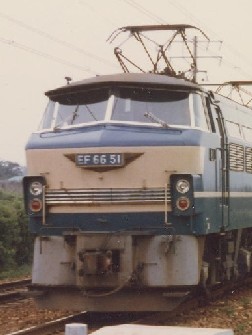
[241,296,251,308]
[235,323,246,334]
[221,305,235,317]
[0,263,31,280]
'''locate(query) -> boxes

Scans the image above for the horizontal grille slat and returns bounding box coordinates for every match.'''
[45,187,170,205]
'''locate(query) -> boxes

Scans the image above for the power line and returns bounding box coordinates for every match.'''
[0,37,97,75]
[0,11,117,69]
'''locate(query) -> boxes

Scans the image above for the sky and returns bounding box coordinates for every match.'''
[1,0,252,165]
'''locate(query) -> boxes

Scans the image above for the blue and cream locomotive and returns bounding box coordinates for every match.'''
[23,25,252,311]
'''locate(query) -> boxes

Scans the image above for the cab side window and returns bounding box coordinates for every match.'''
[226,120,242,139]
[193,94,210,131]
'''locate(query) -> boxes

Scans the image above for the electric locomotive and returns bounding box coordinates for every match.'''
[23,25,252,311]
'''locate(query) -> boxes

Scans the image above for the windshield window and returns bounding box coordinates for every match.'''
[39,89,109,129]
[111,88,190,126]
[39,87,193,130]
[39,100,55,129]
[193,94,209,130]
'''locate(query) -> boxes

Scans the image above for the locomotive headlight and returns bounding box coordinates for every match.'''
[30,181,43,196]
[176,179,190,194]
[170,174,194,216]
[23,176,46,216]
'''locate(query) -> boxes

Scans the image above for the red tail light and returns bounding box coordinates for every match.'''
[176,196,190,211]
[29,198,42,212]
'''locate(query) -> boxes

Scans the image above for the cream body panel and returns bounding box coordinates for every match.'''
[26,146,204,214]
[26,146,204,189]
[48,204,166,214]
[32,236,75,285]
[134,235,203,286]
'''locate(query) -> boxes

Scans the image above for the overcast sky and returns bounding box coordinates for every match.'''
[1,0,252,165]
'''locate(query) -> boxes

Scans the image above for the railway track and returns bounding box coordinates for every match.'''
[7,312,87,335]
[4,277,252,335]
[0,278,31,304]
[6,311,151,335]
[4,284,241,335]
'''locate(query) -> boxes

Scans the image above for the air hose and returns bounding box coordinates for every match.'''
[81,263,144,298]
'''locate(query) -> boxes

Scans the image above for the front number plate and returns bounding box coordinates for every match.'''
[76,153,124,167]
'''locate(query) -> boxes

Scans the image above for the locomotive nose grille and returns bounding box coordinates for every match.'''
[45,187,170,205]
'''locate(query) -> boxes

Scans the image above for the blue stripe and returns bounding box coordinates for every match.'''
[29,195,252,236]
[29,211,200,236]
[26,124,214,150]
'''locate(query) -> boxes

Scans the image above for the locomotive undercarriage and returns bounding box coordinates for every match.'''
[32,285,192,312]
[30,228,252,311]
[31,233,202,311]
[201,228,252,290]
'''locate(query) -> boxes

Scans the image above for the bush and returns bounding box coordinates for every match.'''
[0,190,33,270]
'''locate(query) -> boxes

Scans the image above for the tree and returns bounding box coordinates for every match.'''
[0,161,24,180]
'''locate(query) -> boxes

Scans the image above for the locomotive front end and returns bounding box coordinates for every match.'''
[24,73,209,311]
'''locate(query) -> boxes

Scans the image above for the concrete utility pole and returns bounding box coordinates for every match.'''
[192,35,222,83]
[193,36,198,83]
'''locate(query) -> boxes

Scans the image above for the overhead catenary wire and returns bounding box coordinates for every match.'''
[78,0,120,27]
[122,0,166,24]
[123,0,252,81]
[2,1,252,81]
[167,0,252,77]
[0,11,117,69]
[0,37,97,75]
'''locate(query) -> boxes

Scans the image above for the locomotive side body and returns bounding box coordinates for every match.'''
[23,73,252,311]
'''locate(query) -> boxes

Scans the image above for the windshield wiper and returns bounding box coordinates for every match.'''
[70,105,79,125]
[144,112,171,128]
[53,105,80,130]
[71,104,98,123]
[53,104,98,131]
[84,105,97,121]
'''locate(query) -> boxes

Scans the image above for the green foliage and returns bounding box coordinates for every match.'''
[0,189,33,271]
[0,264,31,280]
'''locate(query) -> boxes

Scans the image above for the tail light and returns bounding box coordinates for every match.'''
[176,196,190,211]
[29,198,43,212]
[23,176,46,217]
[170,174,194,216]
